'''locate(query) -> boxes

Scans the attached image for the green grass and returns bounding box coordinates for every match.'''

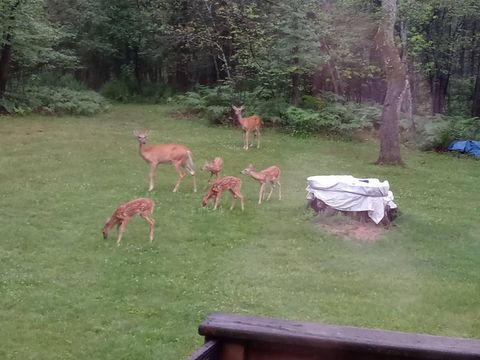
[1,104,479,359]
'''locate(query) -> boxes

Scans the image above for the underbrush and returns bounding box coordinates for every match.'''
[1,74,109,116]
[402,114,480,151]
[175,85,381,139]
[176,84,480,149]
[100,65,175,103]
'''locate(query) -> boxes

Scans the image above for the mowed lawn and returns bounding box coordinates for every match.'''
[1,104,479,359]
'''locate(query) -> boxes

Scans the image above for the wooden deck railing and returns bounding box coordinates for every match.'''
[188,313,480,360]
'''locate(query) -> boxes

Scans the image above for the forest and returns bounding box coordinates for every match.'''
[1,0,480,161]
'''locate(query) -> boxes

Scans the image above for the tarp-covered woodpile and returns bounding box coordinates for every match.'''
[306,176,397,224]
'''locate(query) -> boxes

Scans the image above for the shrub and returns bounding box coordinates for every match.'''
[281,102,380,138]
[175,85,380,136]
[1,86,109,116]
[101,64,175,103]
[405,114,480,151]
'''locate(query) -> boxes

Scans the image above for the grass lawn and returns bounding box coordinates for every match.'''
[1,104,479,359]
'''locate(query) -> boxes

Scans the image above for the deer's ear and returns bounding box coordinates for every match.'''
[133,130,139,136]
[239,105,245,111]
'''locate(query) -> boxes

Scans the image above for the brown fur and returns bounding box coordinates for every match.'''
[232,105,261,150]
[134,130,197,193]
[103,198,155,245]
[202,176,244,211]
[202,157,224,182]
[241,164,282,204]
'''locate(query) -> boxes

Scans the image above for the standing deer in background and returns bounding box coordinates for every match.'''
[241,164,281,204]
[231,105,261,150]
[202,157,224,183]
[134,130,197,193]
[102,198,155,246]
[202,176,244,211]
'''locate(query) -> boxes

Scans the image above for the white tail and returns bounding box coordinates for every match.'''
[202,157,224,183]
[202,176,244,211]
[241,164,281,204]
[102,198,155,246]
[134,130,197,193]
[231,105,261,150]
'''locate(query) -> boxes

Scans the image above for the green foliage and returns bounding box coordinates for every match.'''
[175,85,232,125]
[282,102,381,137]
[405,114,480,151]
[2,86,109,116]
[101,65,175,103]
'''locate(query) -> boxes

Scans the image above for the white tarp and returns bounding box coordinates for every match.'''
[306,175,397,224]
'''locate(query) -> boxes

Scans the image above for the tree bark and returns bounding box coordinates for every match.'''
[431,74,449,114]
[291,70,300,105]
[472,65,480,117]
[375,0,405,165]
[0,36,13,97]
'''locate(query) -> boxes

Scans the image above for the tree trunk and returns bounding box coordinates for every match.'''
[0,37,13,97]
[431,74,449,114]
[291,45,300,105]
[375,0,405,165]
[472,65,480,117]
[291,70,300,106]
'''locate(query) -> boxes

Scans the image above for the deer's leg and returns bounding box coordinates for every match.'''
[142,214,155,242]
[172,162,186,192]
[256,128,261,149]
[229,190,237,210]
[237,192,244,211]
[245,130,250,150]
[117,219,129,246]
[148,163,158,192]
[258,183,265,204]
[266,183,274,201]
[192,172,197,193]
[184,160,197,193]
[278,181,282,200]
[213,192,222,210]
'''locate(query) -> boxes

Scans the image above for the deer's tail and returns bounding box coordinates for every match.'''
[185,151,195,176]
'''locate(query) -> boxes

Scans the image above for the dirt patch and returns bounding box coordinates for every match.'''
[316,214,387,242]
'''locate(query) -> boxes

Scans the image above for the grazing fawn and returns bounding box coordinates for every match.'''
[231,105,261,150]
[241,164,281,204]
[202,157,224,183]
[102,198,155,246]
[202,176,244,211]
[134,130,197,193]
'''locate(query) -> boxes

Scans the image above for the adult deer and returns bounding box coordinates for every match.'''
[202,176,244,211]
[102,198,155,246]
[241,164,281,204]
[134,130,197,193]
[202,157,224,183]
[231,105,261,150]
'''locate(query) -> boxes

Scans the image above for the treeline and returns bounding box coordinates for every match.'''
[1,0,480,117]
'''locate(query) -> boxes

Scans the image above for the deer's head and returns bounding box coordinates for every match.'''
[241,164,255,175]
[102,218,110,239]
[201,194,210,207]
[231,105,245,118]
[134,130,149,145]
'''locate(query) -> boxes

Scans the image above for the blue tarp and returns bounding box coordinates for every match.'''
[447,140,480,157]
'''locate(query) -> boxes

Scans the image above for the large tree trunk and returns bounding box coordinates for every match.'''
[375,0,406,165]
